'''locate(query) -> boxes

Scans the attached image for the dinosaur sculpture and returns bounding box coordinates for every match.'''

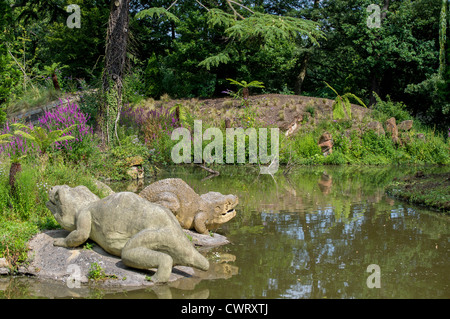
[139,178,238,235]
[46,185,209,283]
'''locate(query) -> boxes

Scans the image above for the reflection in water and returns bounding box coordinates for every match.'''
[318,171,332,195]
[1,165,449,299]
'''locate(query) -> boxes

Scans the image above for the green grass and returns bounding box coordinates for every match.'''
[0,157,110,269]
[386,172,450,212]
[6,85,62,115]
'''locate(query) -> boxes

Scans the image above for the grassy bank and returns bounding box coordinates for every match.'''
[0,158,110,269]
[386,171,450,213]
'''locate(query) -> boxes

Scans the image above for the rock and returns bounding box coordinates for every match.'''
[126,156,145,180]
[285,115,303,138]
[385,117,399,144]
[22,229,230,289]
[127,166,144,180]
[416,133,425,140]
[318,132,333,156]
[23,230,193,287]
[398,120,413,131]
[184,229,230,247]
[366,121,385,135]
[0,258,10,275]
[0,258,9,268]
[126,156,144,167]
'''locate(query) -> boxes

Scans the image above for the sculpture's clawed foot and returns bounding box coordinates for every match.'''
[53,238,67,247]
[122,245,173,283]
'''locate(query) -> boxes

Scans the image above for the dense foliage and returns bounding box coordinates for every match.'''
[0,0,448,128]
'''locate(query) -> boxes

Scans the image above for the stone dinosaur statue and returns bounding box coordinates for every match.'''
[45,185,209,283]
[139,178,238,235]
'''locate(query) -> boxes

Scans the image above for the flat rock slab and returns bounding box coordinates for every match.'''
[6,229,230,291]
[184,229,230,248]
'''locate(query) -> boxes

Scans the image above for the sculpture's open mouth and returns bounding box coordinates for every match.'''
[45,196,60,215]
[220,207,236,218]
[223,208,235,216]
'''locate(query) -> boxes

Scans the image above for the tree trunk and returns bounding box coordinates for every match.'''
[293,0,320,95]
[369,74,380,106]
[99,0,130,145]
[439,0,447,79]
[369,0,390,106]
[9,162,22,196]
[51,73,61,91]
[294,53,310,95]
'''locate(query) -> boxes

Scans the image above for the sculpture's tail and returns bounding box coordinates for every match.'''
[185,249,210,271]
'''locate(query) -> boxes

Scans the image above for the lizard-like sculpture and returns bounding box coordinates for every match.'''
[46,185,209,283]
[139,178,238,235]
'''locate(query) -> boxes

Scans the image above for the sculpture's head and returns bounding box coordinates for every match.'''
[199,192,238,227]
[46,185,99,231]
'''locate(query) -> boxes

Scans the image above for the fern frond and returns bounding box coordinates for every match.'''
[342,93,368,109]
[332,97,347,120]
[206,9,235,28]
[135,7,180,23]
[199,52,231,70]
[324,82,340,97]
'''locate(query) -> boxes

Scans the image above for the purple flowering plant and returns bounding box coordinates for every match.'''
[0,121,35,162]
[38,99,94,153]
[120,104,180,144]
[0,99,94,161]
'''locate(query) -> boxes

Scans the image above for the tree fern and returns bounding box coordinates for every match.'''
[324,82,367,120]
[168,103,190,128]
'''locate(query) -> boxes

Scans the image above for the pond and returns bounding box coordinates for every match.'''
[1,165,449,299]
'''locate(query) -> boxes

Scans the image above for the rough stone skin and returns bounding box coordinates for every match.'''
[45,185,209,283]
[139,178,238,235]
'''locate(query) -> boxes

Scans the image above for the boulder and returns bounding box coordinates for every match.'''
[366,121,385,135]
[126,156,145,180]
[19,229,231,288]
[285,115,303,138]
[127,166,144,180]
[385,117,399,144]
[126,156,144,167]
[318,132,333,156]
[0,258,10,275]
[416,133,426,140]
[398,120,413,131]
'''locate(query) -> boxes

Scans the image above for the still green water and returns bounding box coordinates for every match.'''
[1,165,449,298]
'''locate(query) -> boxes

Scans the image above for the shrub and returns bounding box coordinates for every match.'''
[120,104,180,147]
[292,133,321,160]
[0,121,36,160]
[38,100,95,162]
[372,94,412,123]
